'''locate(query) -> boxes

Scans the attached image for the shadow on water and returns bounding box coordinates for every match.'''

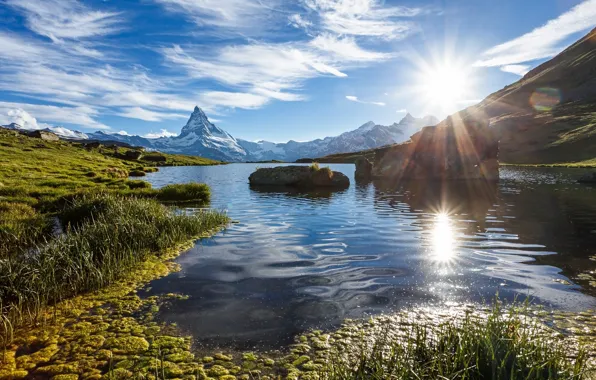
[141,164,596,352]
[249,184,348,202]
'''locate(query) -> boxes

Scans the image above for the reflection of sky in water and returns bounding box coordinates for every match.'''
[142,164,596,351]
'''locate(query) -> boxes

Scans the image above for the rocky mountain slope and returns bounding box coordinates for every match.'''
[7,107,437,162]
[473,27,596,164]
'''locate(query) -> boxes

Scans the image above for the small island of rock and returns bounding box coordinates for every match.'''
[249,165,350,189]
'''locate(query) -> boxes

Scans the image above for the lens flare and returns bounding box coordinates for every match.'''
[530,87,561,111]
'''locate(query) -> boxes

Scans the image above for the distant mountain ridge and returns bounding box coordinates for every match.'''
[3,107,438,162]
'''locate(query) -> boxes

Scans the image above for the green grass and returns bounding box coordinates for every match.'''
[319,300,588,380]
[0,193,228,329]
[156,183,211,203]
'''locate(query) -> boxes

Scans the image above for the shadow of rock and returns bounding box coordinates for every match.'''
[249,184,347,202]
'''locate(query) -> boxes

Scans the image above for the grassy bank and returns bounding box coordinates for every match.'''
[0,130,229,342]
[1,193,228,332]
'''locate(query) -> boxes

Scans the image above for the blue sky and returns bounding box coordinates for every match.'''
[1,0,595,142]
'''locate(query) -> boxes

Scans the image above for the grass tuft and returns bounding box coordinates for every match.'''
[319,299,588,380]
[156,183,211,203]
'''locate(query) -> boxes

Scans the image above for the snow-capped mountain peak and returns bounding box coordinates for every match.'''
[356,121,377,132]
[398,113,416,125]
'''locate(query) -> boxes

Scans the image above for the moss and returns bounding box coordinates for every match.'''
[202,356,214,363]
[219,376,237,380]
[291,355,310,367]
[213,353,232,362]
[166,351,195,363]
[241,353,257,362]
[103,336,149,354]
[128,170,146,177]
[52,375,80,380]
[207,365,229,377]
[35,363,79,375]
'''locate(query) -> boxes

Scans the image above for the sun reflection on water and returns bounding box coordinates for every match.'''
[431,213,457,263]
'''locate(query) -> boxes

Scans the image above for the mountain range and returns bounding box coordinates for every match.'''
[2,107,438,162]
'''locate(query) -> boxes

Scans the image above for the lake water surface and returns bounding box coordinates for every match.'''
[142,164,596,351]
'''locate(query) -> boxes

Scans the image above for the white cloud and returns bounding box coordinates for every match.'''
[310,34,393,61]
[6,0,123,41]
[475,0,596,67]
[115,130,131,136]
[162,43,347,107]
[346,95,385,106]
[198,91,271,109]
[0,108,43,129]
[144,129,178,138]
[0,102,110,130]
[396,109,407,113]
[500,64,530,76]
[289,14,313,29]
[154,0,279,32]
[118,107,188,122]
[304,0,420,40]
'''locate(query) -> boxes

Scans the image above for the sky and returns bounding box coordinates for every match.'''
[1,0,595,142]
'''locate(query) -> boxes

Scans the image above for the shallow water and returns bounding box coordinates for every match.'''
[141,164,596,351]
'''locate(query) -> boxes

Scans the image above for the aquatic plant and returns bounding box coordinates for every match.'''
[0,193,228,331]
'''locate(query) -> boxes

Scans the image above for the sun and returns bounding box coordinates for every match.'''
[419,64,469,113]
[410,54,475,116]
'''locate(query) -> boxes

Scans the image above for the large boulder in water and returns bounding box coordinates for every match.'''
[372,110,499,181]
[249,166,349,189]
[355,157,373,180]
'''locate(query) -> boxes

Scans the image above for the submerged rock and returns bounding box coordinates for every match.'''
[578,172,596,184]
[249,166,349,189]
[372,111,499,181]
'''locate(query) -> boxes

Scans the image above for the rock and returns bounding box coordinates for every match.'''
[249,166,349,189]
[27,130,60,141]
[578,172,596,184]
[125,150,143,160]
[372,111,499,181]
[355,157,373,180]
[85,141,102,149]
[144,154,167,162]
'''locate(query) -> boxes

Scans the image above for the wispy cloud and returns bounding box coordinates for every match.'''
[396,109,407,113]
[154,0,280,32]
[118,107,188,122]
[346,95,385,106]
[303,0,421,40]
[144,129,178,138]
[6,0,123,41]
[500,64,530,76]
[310,34,394,61]
[289,14,313,29]
[475,0,596,67]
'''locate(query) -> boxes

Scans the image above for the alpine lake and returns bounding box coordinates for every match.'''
[3,163,596,379]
